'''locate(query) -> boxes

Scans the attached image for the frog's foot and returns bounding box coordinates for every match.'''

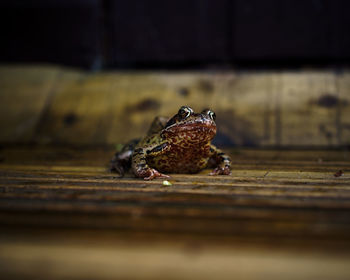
[209,166,231,176]
[142,168,170,180]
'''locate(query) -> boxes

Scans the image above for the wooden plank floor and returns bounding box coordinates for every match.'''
[0,145,350,279]
[1,65,350,278]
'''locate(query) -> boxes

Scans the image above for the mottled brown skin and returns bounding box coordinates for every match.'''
[110,106,231,180]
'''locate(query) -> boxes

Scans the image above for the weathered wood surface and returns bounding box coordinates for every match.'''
[0,65,350,147]
[0,145,350,279]
[1,65,350,278]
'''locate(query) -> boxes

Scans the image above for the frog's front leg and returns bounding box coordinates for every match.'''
[208,145,231,175]
[132,142,170,180]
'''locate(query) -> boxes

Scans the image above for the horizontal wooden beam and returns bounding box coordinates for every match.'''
[0,65,349,147]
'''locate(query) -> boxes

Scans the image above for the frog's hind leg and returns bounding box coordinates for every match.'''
[110,139,139,177]
[110,150,132,177]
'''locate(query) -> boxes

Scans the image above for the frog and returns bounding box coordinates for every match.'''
[110,106,231,180]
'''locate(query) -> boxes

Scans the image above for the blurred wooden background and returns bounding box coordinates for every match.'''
[1,65,350,147]
[0,65,350,279]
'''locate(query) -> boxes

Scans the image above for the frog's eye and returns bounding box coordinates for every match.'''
[202,109,216,121]
[208,110,216,121]
[178,106,193,119]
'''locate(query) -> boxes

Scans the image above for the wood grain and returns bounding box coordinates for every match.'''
[1,64,350,279]
[0,145,350,279]
[1,242,350,280]
[1,66,350,146]
[0,65,58,142]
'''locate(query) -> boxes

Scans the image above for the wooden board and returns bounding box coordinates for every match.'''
[0,66,350,147]
[0,145,350,279]
[0,65,59,142]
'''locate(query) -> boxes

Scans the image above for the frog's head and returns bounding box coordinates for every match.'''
[161,106,217,144]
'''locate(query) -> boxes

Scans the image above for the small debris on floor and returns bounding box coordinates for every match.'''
[162,180,172,186]
[334,170,344,177]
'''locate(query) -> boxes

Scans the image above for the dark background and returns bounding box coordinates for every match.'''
[1,0,350,69]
